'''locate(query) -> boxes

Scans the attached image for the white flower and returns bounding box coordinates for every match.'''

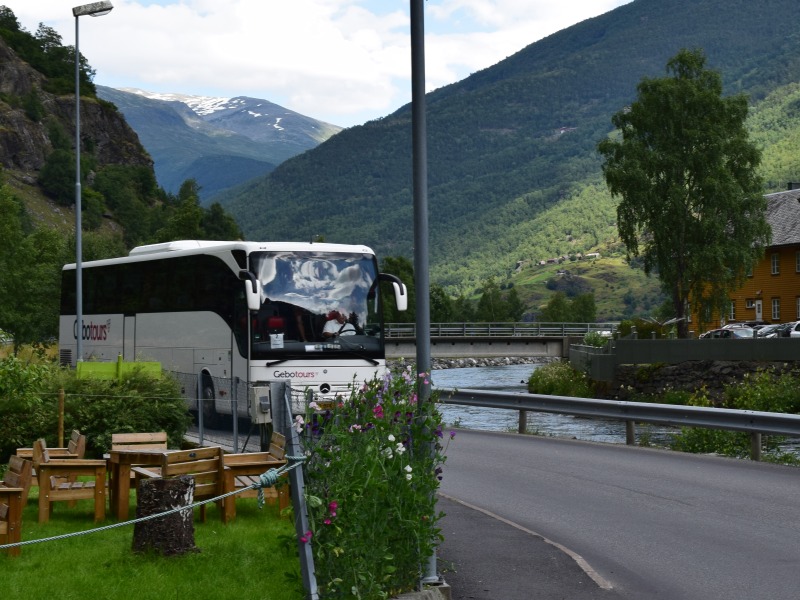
[405,473,413,481]
[309,401,320,410]
[387,434,396,442]
[395,443,406,454]
[294,415,305,433]
[404,465,412,473]
[383,447,393,459]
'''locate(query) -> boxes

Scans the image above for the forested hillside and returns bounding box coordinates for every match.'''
[216,0,800,307]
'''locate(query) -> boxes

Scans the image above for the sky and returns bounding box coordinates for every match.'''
[11,1,632,128]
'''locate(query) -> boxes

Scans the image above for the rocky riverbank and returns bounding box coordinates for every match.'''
[389,356,556,371]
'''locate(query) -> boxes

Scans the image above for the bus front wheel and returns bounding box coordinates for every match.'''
[201,377,220,429]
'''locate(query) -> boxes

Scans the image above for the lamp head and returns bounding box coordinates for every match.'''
[73,1,113,17]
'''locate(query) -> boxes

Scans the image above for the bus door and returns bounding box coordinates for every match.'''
[124,316,135,361]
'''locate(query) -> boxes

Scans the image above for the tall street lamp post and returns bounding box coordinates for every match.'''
[72,1,112,362]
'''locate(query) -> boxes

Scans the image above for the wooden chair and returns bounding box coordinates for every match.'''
[33,438,106,523]
[17,430,86,488]
[2,455,33,506]
[0,455,31,556]
[133,446,228,523]
[222,432,290,520]
[0,487,23,556]
[108,431,168,486]
[111,432,168,452]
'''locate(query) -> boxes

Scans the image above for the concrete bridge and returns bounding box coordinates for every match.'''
[383,322,617,359]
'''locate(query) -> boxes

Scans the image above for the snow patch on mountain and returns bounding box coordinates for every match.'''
[119,88,246,117]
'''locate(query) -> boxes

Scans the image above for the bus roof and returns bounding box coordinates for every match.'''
[63,240,377,270]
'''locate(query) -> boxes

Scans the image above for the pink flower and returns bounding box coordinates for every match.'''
[300,529,313,543]
[324,519,332,525]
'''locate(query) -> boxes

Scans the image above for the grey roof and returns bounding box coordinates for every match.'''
[765,188,800,247]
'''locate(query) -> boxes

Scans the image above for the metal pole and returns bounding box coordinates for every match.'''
[410,0,437,587]
[74,14,83,363]
[72,1,113,363]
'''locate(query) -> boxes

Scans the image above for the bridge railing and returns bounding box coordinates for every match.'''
[385,322,619,338]
[438,387,800,462]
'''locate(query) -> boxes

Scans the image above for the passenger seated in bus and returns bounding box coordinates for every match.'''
[322,310,357,339]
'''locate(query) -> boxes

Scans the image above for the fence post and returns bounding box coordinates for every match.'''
[58,389,65,447]
[274,383,319,599]
[232,377,239,453]
[518,410,527,434]
[625,420,635,445]
[196,376,204,447]
[750,432,762,461]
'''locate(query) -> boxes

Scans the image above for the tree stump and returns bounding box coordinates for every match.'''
[132,475,198,556]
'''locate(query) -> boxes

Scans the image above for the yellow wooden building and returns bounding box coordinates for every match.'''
[691,186,800,333]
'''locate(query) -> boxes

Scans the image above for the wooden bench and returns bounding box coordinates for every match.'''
[133,446,229,523]
[33,438,106,524]
[0,455,31,556]
[222,432,290,519]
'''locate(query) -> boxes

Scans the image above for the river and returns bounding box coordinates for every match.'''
[432,363,679,446]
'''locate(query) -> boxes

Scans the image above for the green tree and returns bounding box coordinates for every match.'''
[429,283,454,322]
[571,293,597,323]
[475,278,506,321]
[504,286,526,321]
[598,49,770,337]
[380,256,415,323]
[451,294,475,322]
[0,185,67,350]
[540,292,571,322]
[201,202,243,240]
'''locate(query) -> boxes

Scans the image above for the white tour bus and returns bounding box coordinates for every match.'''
[59,240,407,428]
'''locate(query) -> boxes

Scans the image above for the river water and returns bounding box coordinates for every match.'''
[432,363,679,446]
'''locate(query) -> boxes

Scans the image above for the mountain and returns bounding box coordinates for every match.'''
[213,0,800,308]
[95,87,342,200]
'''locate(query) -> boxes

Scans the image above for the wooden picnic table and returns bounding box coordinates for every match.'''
[106,449,171,521]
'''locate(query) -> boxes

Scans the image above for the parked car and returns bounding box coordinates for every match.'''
[700,327,755,339]
[757,323,783,338]
[787,321,800,338]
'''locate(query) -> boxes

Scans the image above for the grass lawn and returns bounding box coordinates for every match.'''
[1,488,302,600]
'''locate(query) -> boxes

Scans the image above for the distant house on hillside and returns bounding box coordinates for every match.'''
[691,185,800,331]
[585,252,600,259]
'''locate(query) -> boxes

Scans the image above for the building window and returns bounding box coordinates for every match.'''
[772,253,780,275]
[797,297,800,320]
[772,298,780,320]
[729,301,735,321]
[796,251,800,273]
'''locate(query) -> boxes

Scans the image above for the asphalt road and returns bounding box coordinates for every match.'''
[438,429,800,599]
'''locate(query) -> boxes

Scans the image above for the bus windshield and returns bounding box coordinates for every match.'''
[249,250,383,359]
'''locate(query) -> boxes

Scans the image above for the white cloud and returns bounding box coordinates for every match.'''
[9,0,631,127]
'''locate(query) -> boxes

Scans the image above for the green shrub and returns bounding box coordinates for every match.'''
[300,368,447,598]
[668,368,800,463]
[722,369,800,413]
[0,356,58,459]
[528,361,591,397]
[49,368,191,456]
[583,331,608,347]
[0,357,191,461]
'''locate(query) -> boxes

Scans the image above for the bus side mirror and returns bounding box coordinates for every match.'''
[393,282,408,312]
[238,270,261,311]
[379,273,408,312]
